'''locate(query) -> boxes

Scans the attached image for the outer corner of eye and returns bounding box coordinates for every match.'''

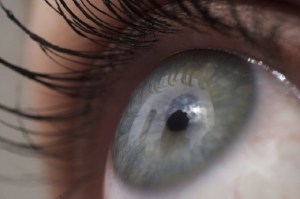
[104,49,300,198]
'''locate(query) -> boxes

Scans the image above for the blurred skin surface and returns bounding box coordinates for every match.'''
[24,0,300,199]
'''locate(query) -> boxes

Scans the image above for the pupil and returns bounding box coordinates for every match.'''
[167,110,189,132]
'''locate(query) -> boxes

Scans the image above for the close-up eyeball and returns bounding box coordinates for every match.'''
[0,0,300,199]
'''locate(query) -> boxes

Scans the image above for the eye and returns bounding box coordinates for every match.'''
[113,49,256,188]
[105,47,300,198]
[3,1,300,199]
[100,1,300,199]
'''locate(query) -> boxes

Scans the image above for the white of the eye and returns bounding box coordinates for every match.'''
[104,66,300,199]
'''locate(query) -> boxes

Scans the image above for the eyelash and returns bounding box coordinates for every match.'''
[0,0,278,97]
[0,0,294,196]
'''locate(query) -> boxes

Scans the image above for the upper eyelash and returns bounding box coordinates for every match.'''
[0,0,239,178]
[0,0,296,197]
[0,1,231,98]
[0,0,277,157]
[0,0,295,97]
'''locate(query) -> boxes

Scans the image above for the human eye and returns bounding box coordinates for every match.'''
[0,0,300,199]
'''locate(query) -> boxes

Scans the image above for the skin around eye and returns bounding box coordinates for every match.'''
[22,0,300,199]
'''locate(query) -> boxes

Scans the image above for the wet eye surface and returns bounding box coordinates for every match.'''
[113,49,256,188]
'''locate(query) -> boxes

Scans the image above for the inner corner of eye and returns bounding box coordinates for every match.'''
[110,49,261,189]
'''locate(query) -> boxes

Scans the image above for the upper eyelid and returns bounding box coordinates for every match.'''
[0,0,295,97]
[50,0,295,55]
[0,0,299,96]
[2,1,297,59]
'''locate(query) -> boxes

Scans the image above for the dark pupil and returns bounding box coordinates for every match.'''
[167,110,189,132]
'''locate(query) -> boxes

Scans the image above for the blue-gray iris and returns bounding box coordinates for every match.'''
[112,49,255,188]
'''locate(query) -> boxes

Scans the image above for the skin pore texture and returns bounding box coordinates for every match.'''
[22,0,300,199]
